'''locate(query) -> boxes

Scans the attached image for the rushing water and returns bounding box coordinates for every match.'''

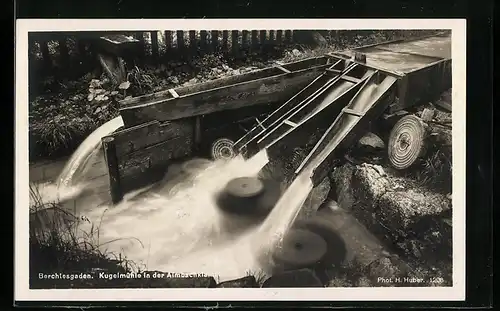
[33,116,316,282]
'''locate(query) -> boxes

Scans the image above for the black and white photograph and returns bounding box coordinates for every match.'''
[16,19,466,301]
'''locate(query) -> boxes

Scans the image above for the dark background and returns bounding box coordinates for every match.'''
[10,0,494,308]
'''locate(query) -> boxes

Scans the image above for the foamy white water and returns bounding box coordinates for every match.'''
[57,116,124,188]
[36,118,318,282]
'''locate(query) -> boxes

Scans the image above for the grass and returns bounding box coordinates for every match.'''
[29,183,143,289]
[28,182,272,288]
[406,146,452,194]
[29,30,446,163]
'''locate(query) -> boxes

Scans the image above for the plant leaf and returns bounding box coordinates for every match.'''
[87,94,95,101]
[118,81,131,90]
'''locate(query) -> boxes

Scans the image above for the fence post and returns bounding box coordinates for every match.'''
[251,30,259,51]
[242,30,249,51]
[222,30,229,53]
[134,32,145,58]
[102,136,123,204]
[269,30,275,44]
[276,30,283,45]
[176,30,185,57]
[40,41,52,71]
[285,30,292,44]
[200,30,208,55]
[189,30,197,56]
[259,30,267,48]
[151,31,159,59]
[231,30,239,56]
[57,38,70,70]
[211,30,219,53]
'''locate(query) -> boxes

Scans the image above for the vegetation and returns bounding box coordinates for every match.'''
[29,29,443,162]
[29,183,141,289]
[28,29,452,289]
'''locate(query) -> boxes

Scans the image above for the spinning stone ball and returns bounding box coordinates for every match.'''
[271,229,328,271]
[215,177,265,216]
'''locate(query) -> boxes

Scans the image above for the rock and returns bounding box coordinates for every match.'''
[168,76,179,84]
[150,275,217,288]
[318,199,340,212]
[366,257,411,287]
[420,108,436,122]
[356,276,374,287]
[358,133,385,150]
[329,164,356,210]
[327,277,353,287]
[217,276,258,288]
[292,49,302,57]
[262,269,323,287]
[377,189,451,233]
[297,177,331,221]
[353,164,391,204]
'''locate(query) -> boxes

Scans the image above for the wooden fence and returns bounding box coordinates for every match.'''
[28,30,307,78]
[28,29,442,84]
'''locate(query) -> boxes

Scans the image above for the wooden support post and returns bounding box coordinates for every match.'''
[151,31,159,59]
[231,30,239,56]
[284,30,292,44]
[259,30,267,47]
[102,136,123,204]
[211,30,219,52]
[242,30,249,50]
[200,30,208,54]
[222,30,229,53]
[188,30,197,59]
[194,116,202,145]
[251,30,259,51]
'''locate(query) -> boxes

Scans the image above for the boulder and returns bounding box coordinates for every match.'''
[365,256,412,287]
[151,276,217,288]
[296,176,331,221]
[261,268,323,287]
[358,132,385,150]
[216,276,259,288]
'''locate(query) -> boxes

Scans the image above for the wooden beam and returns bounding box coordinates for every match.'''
[102,136,123,204]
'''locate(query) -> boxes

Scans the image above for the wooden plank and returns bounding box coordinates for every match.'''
[341,75,362,83]
[275,65,291,74]
[176,30,185,52]
[120,66,285,108]
[111,119,194,158]
[189,30,197,52]
[211,30,219,52]
[151,31,159,58]
[342,108,364,117]
[118,136,193,193]
[102,136,123,204]
[325,68,342,75]
[168,88,179,98]
[222,30,229,52]
[276,30,283,44]
[120,66,329,126]
[164,31,172,48]
[259,30,267,46]
[284,30,292,43]
[231,30,239,55]
[242,30,249,50]
[269,30,275,42]
[200,30,208,53]
[251,30,259,50]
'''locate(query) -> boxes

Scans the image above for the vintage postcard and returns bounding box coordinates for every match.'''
[15,19,466,302]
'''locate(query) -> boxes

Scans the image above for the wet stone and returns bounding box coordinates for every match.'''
[216,276,259,288]
[358,132,385,150]
[261,268,323,288]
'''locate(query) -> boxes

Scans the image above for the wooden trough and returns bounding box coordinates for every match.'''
[102,55,340,203]
[101,32,452,204]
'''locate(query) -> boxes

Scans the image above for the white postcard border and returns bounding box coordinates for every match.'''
[15,18,466,302]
